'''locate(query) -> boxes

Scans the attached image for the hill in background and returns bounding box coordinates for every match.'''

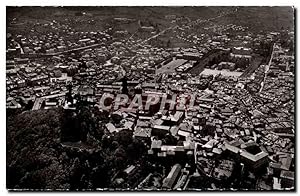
[7,6,294,33]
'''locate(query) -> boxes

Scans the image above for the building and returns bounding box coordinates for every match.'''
[133,127,152,142]
[162,164,182,189]
[225,141,269,169]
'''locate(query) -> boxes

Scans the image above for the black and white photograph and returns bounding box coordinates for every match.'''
[5,4,295,191]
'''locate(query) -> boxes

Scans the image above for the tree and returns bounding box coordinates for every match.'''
[114,146,127,169]
[127,138,147,160]
[121,77,129,95]
[166,40,171,48]
[114,130,133,147]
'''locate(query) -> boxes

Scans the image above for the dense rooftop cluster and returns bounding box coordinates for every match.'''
[6,7,294,191]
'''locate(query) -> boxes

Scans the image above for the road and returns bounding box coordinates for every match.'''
[20,43,102,59]
[136,8,238,46]
[138,26,177,45]
[240,55,263,78]
[259,43,275,93]
[46,43,102,56]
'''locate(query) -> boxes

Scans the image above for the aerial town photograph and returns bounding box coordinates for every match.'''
[6,6,295,191]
